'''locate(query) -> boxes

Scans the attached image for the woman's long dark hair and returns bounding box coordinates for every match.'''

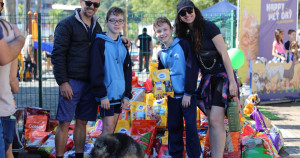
[174,7,205,54]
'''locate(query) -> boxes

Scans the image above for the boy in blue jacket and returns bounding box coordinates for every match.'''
[154,17,201,158]
[90,7,132,135]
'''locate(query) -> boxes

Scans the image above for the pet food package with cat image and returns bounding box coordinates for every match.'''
[151,69,174,97]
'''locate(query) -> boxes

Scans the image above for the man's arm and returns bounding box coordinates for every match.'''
[0,25,25,66]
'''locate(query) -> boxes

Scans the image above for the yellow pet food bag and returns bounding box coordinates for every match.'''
[153,99,168,128]
[130,101,146,125]
[145,93,155,120]
[114,120,130,134]
[149,62,158,79]
[152,69,174,97]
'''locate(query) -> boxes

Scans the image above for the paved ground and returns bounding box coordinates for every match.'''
[261,102,300,158]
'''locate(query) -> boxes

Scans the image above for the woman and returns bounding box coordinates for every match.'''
[175,0,239,157]
[0,18,19,158]
[272,29,287,62]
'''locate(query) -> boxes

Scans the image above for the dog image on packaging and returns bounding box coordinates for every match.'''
[130,101,146,125]
[153,99,167,128]
[152,69,174,97]
[91,133,145,158]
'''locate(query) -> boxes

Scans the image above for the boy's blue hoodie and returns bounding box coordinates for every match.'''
[158,38,199,96]
[90,33,132,105]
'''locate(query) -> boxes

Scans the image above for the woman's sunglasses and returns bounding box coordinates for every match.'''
[0,2,4,7]
[84,0,100,8]
[179,7,194,17]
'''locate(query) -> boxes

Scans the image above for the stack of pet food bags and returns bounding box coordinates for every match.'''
[241,94,284,158]
[24,107,54,150]
[53,120,103,158]
[21,107,74,157]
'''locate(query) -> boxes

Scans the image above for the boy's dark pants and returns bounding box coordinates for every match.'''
[167,96,201,158]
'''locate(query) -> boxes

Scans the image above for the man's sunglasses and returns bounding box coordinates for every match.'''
[179,7,194,17]
[84,1,100,8]
[0,2,4,7]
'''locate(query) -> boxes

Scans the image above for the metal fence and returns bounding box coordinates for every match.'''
[2,11,236,118]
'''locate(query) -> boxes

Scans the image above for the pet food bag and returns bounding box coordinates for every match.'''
[114,120,130,134]
[152,69,174,97]
[200,110,208,128]
[25,115,48,140]
[130,101,146,125]
[26,131,51,150]
[149,62,158,79]
[119,109,130,120]
[127,120,157,158]
[130,87,145,103]
[145,93,155,120]
[24,107,50,131]
[39,135,56,154]
[48,137,74,158]
[153,99,168,128]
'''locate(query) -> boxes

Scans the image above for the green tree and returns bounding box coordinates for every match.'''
[48,9,68,29]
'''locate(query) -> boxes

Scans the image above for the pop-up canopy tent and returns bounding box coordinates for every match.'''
[201,0,237,19]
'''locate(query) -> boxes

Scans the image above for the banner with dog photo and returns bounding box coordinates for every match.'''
[238,0,298,83]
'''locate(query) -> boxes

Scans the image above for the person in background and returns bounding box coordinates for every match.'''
[272,29,288,62]
[45,35,53,74]
[135,27,152,72]
[284,29,297,62]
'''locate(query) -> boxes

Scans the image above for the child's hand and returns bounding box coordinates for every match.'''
[101,98,110,110]
[182,95,191,108]
[156,94,164,100]
[121,98,129,109]
[281,56,286,61]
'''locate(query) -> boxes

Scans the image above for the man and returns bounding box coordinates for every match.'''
[51,0,102,158]
[135,27,152,72]
[0,0,25,66]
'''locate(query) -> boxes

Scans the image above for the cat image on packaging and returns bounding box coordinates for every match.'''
[152,69,174,97]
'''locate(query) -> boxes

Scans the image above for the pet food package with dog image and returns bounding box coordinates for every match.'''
[152,69,174,97]
[153,99,168,129]
[145,93,155,120]
[130,101,146,125]
[25,115,48,143]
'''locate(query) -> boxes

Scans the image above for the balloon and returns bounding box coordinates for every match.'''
[228,48,245,70]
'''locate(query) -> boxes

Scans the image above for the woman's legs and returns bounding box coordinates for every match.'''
[206,106,226,158]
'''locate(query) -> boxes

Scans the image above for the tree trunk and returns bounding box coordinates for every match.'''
[23,0,31,34]
[3,0,16,24]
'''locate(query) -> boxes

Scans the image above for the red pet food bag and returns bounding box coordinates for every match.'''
[127,120,157,157]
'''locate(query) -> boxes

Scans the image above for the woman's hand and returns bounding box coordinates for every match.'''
[229,81,238,97]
